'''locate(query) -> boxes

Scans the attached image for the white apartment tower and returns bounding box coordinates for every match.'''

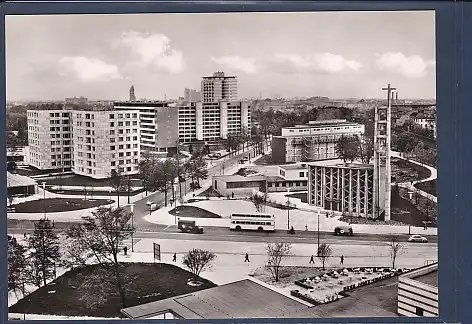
[201,71,238,103]
[27,110,73,170]
[71,110,140,179]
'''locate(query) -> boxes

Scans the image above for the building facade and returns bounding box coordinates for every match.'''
[71,110,140,179]
[178,101,251,143]
[308,162,374,218]
[414,113,437,139]
[397,263,438,317]
[184,88,201,102]
[201,71,238,103]
[27,109,74,171]
[114,101,179,155]
[272,119,365,163]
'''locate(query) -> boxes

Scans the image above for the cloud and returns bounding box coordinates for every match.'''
[210,56,257,74]
[269,53,362,74]
[375,52,435,78]
[114,31,185,73]
[58,56,122,82]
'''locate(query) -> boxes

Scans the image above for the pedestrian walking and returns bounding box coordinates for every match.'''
[309,255,315,264]
[123,246,128,256]
[23,232,27,239]
[52,220,55,228]
[340,255,344,265]
[231,192,234,199]
[173,253,177,262]
[244,253,250,262]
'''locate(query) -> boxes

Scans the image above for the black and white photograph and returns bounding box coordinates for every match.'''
[6,10,438,320]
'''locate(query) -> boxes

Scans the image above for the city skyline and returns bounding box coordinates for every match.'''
[6,11,435,101]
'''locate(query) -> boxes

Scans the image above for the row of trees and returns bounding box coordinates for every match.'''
[334,134,375,164]
[138,149,208,206]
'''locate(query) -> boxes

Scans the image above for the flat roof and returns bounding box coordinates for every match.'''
[213,174,266,182]
[413,271,438,287]
[279,164,308,170]
[121,279,307,319]
[284,121,363,130]
[307,160,373,170]
[7,172,37,188]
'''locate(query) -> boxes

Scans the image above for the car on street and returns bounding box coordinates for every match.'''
[148,203,160,211]
[408,234,428,243]
[146,200,154,206]
[177,220,204,234]
[334,225,353,236]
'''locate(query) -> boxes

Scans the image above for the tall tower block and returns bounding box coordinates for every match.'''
[373,84,395,221]
[129,85,136,101]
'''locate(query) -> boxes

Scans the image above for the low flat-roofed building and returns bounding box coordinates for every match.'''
[121,279,308,320]
[7,172,37,196]
[397,263,438,317]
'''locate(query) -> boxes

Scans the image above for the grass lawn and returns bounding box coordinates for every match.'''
[169,205,221,218]
[9,263,216,318]
[12,198,111,213]
[415,179,437,196]
[44,175,143,188]
[391,158,431,183]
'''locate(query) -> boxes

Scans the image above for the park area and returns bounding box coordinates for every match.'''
[9,263,216,318]
[11,198,111,213]
[415,179,437,196]
[169,205,221,218]
[391,157,431,183]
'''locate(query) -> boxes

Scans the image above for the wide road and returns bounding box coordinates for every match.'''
[130,148,255,229]
[7,222,438,245]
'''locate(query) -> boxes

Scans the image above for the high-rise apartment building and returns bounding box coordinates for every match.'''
[201,72,238,103]
[272,119,365,163]
[178,101,251,143]
[114,101,179,155]
[27,107,141,179]
[27,110,73,171]
[184,88,201,102]
[129,85,136,101]
[71,110,140,179]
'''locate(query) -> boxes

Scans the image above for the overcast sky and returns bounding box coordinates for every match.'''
[6,11,435,101]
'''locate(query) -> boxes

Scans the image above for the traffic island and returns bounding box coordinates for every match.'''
[10,198,112,213]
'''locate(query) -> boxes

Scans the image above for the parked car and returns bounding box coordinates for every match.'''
[146,200,154,206]
[408,234,428,243]
[149,203,160,211]
[334,225,353,236]
[177,220,204,234]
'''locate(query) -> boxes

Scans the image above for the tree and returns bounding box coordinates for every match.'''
[182,249,216,276]
[8,235,27,296]
[317,243,332,270]
[335,135,359,163]
[387,236,403,268]
[64,206,135,308]
[27,219,61,287]
[188,144,194,155]
[266,242,292,282]
[138,150,154,195]
[109,169,125,207]
[185,154,208,188]
[358,134,374,164]
[251,193,265,212]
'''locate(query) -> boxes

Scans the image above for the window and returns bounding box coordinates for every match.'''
[415,307,424,316]
[111,161,116,166]
[299,172,304,177]
[110,130,115,135]
[109,114,114,119]
[110,146,116,150]
[118,114,123,118]
[110,122,115,127]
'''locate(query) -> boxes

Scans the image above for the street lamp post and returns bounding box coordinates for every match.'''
[109,189,112,202]
[317,210,320,255]
[127,175,131,204]
[286,188,290,230]
[42,182,47,220]
[129,204,135,252]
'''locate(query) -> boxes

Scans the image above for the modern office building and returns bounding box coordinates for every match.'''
[114,101,179,155]
[201,71,238,103]
[178,101,251,143]
[71,110,140,179]
[272,119,365,163]
[307,161,374,218]
[26,109,74,171]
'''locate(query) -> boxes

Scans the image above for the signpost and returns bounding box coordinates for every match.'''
[153,243,161,262]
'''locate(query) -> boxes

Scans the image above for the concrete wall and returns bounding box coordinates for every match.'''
[271,137,287,163]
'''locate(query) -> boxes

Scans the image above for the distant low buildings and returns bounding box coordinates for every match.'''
[413,112,436,139]
[272,119,365,163]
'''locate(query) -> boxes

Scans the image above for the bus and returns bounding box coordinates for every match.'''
[229,213,276,232]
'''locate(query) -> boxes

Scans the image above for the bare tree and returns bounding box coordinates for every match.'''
[387,236,403,268]
[182,249,217,276]
[266,242,292,282]
[251,193,265,212]
[64,206,135,308]
[317,243,332,270]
